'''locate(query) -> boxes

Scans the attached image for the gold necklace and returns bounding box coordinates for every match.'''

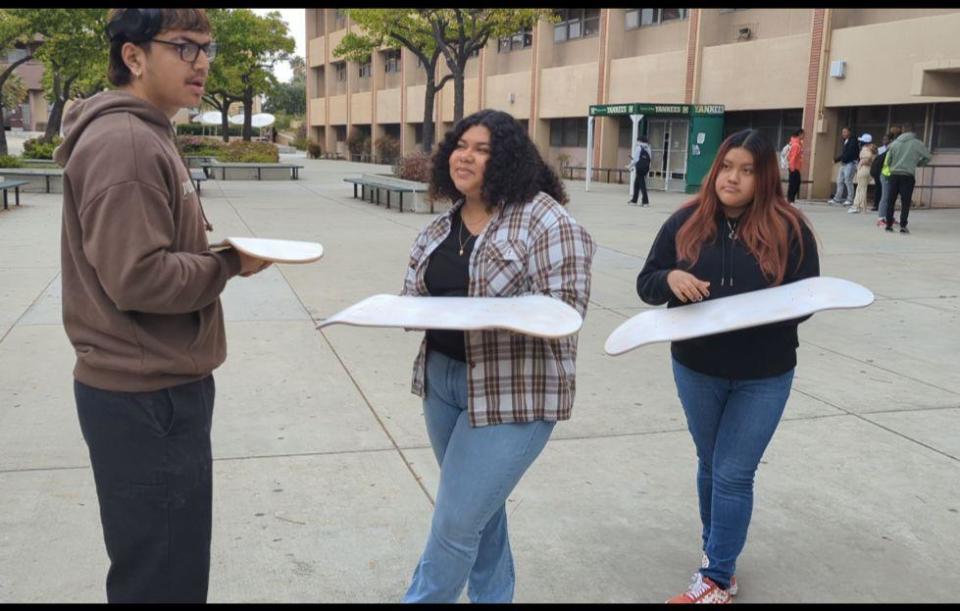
[458,217,476,256]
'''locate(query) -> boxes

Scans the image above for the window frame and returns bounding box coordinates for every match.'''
[553,9,601,43]
[933,102,960,151]
[625,8,689,30]
[383,50,400,74]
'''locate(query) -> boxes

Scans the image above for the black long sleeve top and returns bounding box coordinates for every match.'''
[636,205,820,379]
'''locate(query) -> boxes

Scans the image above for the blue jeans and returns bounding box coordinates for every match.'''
[671,359,795,590]
[877,174,891,218]
[834,161,856,203]
[403,351,555,603]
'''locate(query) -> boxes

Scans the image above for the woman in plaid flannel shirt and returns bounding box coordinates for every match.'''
[400,110,595,603]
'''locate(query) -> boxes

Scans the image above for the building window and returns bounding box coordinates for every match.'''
[549,117,589,148]
[933,102,960,150]
[723,108,802,150]
[335,62,346,82]
[384,50,400,74]
[626,8,688,30]
[334,9,347,30]
[498,27,533,53]
[839,104,928,144]
[358,60,371,79]
[553,9,600,43]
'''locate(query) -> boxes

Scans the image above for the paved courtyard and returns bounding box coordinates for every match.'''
[1,155,958,603]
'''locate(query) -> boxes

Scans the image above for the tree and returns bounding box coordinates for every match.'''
[264,79,305,116]
[429,9,549,124]
[33,9,109,142]
[204,9,294,141]
[0,9,45,155]
[264,54,305,116]
[288,54,305,82]
[335,9,550,153]
[1,74,26,115]
[335,10,450,154]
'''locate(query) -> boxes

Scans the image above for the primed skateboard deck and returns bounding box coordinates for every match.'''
[317,294,583,338]
[211,237,323,264]
[605,276,874,356]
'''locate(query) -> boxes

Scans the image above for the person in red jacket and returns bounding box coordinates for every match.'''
[786,129,804,204]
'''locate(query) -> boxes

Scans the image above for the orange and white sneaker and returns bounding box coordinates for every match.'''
[666,572,732,604]
[701,552,738,596]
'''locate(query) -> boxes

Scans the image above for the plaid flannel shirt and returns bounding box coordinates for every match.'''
[401,192,596,427]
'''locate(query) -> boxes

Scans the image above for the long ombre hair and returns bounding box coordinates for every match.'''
[676,129,811,285]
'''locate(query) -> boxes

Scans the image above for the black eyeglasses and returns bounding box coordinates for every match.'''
[150,38,217,63]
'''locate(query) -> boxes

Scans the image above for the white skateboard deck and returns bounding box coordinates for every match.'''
[605,276,874,356]
[210,237,323,264]
[317,294,583,339]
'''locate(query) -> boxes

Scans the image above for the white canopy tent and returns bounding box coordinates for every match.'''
[229,112,276,139]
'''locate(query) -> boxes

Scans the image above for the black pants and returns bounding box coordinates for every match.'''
[75,376,216,603]
[787,170,801,202]
[630,170,649,204]
[886,173,916,229]
[871,172,882,209]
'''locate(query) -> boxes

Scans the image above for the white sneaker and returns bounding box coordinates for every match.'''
[847,207,861,214]
[701,552,738,596]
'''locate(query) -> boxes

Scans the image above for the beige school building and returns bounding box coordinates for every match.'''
[305,8,960,207]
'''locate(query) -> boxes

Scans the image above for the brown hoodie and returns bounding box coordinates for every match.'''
[56,90,241,392]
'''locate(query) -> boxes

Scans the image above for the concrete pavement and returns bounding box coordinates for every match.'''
[1,157,958,602]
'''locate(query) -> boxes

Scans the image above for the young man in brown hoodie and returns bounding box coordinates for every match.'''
[54,9,269,603]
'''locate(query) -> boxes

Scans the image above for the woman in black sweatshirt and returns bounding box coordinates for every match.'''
[637,129,819,604]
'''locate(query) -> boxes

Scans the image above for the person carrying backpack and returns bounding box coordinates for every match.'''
[628,135,652,206]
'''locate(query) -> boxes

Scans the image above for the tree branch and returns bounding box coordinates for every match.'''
[436,73,454,91]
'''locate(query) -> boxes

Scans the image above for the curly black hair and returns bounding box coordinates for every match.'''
[429,109,568,210]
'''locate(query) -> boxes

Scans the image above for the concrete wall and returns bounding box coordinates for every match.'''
[351,91,373,125]
[539,63,599,118]
[376,88,401,124]
[309,98,326,126]
[329,95,347,125]
[700,8,812,47]
[406,85,426,125]
[308,37,325,68]
[485,73,532,119]
[608,53,686,104]
[824,12,960,107]
[700,34,809,110]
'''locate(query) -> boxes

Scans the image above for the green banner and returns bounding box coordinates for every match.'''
[589,103,724,117]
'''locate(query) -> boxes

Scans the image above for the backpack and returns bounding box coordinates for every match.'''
[635,147,651,173]
[779,143,791,170]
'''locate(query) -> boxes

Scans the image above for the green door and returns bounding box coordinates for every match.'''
[685,115,725,194]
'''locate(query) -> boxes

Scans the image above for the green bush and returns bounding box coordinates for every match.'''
[218,140,279,163]
[306,140,322,159]
[0,154,23,168]
[22,136,62,160]
[176,136,224,157]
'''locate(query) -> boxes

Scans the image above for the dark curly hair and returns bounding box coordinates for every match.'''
[429,109,568,210]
